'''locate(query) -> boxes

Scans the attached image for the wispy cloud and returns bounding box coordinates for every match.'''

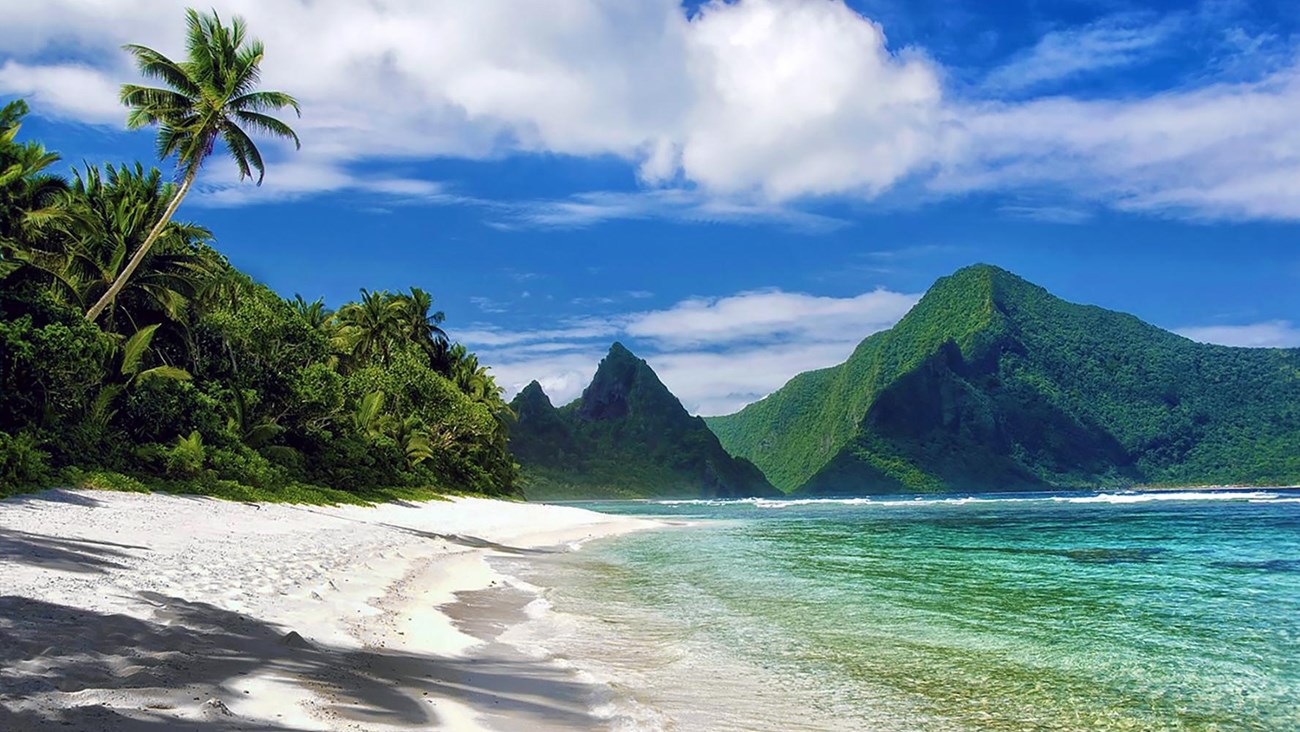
[983,14,1181,94]
[504,270,544,283]
[1176,320,1300,348]
[458,285,920,414]
[939,64,1300,220]
[997,204,1094,224]
[467,297,511,315]
[625,288,916,348]
[863,244,959,261]
[489,189,850,232]
[190,153,472,209]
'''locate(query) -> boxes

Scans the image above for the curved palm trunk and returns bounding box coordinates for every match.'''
[85,167,197,322]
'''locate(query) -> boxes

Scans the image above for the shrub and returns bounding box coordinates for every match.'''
[165,431,206,477]
[61,468,149,493]
[0,431,51,494]
[120,379,225,444]
[207,445,288,489]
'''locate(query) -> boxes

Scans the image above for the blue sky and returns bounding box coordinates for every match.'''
[3,0,1299,414]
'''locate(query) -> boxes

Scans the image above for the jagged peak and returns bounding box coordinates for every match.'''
[590,341,649,383]
[606,341,636,359]
[578,341,682,421]
[511,380,555,410]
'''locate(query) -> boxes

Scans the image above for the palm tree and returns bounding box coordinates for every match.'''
[445,343,507,406]
[16,163,216,332]
[335,290,404,367]
[192,266,256,314]
[88,323,193,430]
[290,294,332,331]
[0,100,67,278]
[85,8,300,323]
[397,287,448,359]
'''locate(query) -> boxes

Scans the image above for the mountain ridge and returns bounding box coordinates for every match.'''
[509,342,778,499]
[708,264,1300,494]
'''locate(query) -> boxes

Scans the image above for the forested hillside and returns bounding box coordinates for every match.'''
[0,100,516,500]
[510,343,776,499]
[708,265,1300,494]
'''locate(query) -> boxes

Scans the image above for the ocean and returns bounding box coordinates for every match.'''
[496,489,1300,731]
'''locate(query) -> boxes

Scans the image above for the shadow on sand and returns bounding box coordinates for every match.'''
[380,524,558,556]
[0,529,150,574]
[1,489,106,508]
[0,592,597,730]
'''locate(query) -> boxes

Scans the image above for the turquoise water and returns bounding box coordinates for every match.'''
[505,490,1300,731]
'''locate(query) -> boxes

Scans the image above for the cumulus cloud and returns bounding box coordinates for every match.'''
[1176,321,1300,348]
[666,0,946,199]
[458,285,920,414]
[2,0,1299,220]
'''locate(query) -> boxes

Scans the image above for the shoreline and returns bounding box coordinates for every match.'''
[0,489,658,731]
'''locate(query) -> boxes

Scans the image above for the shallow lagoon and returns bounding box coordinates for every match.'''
[506,489,1300,731]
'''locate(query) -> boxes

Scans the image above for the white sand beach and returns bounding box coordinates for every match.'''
[0,490,655,731]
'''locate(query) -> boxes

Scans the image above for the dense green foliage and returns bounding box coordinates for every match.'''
[510,343,777,499]
[86,7,300,322]
[709,265,1300,494]
[0,99,516,500]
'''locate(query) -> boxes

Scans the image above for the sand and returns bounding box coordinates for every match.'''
[0,489,656,731]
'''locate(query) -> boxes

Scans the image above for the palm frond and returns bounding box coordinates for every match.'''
[354,391,387,436]
[228,90,299,115]
[135,364,193,383]
[120,323,160,377]
[88,384,124,427]
[231,39,265,97]
[119,85,192,123]
[221,121,263,183]
[121,45,200,97]
[233,110,300,149]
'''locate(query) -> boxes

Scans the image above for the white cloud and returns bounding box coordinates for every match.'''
[665,0,946,199]
[459,285,919,415]
[997,204,1094,224]
[482,349,606,408]
[0,61,123,123]
[625,288,917,347]
[1176,321,1300,348]
[3,0,1300,221]
[939,65,1300,220]
[983,15,1179,93]
[456,318,623,347]
[0,0,946,204]
[647,341,870,416]
[492,188,849,231]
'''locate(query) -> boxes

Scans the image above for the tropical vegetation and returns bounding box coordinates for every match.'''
[86,8,301,322]
[707,264,1300,494]
[509,343,775,499]
[0,96,514,498]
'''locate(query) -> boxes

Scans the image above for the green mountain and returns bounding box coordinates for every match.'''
[510,343,778,499]
[707,264,1300,494]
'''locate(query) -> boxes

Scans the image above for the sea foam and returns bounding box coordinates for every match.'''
[655,489,1292,509]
